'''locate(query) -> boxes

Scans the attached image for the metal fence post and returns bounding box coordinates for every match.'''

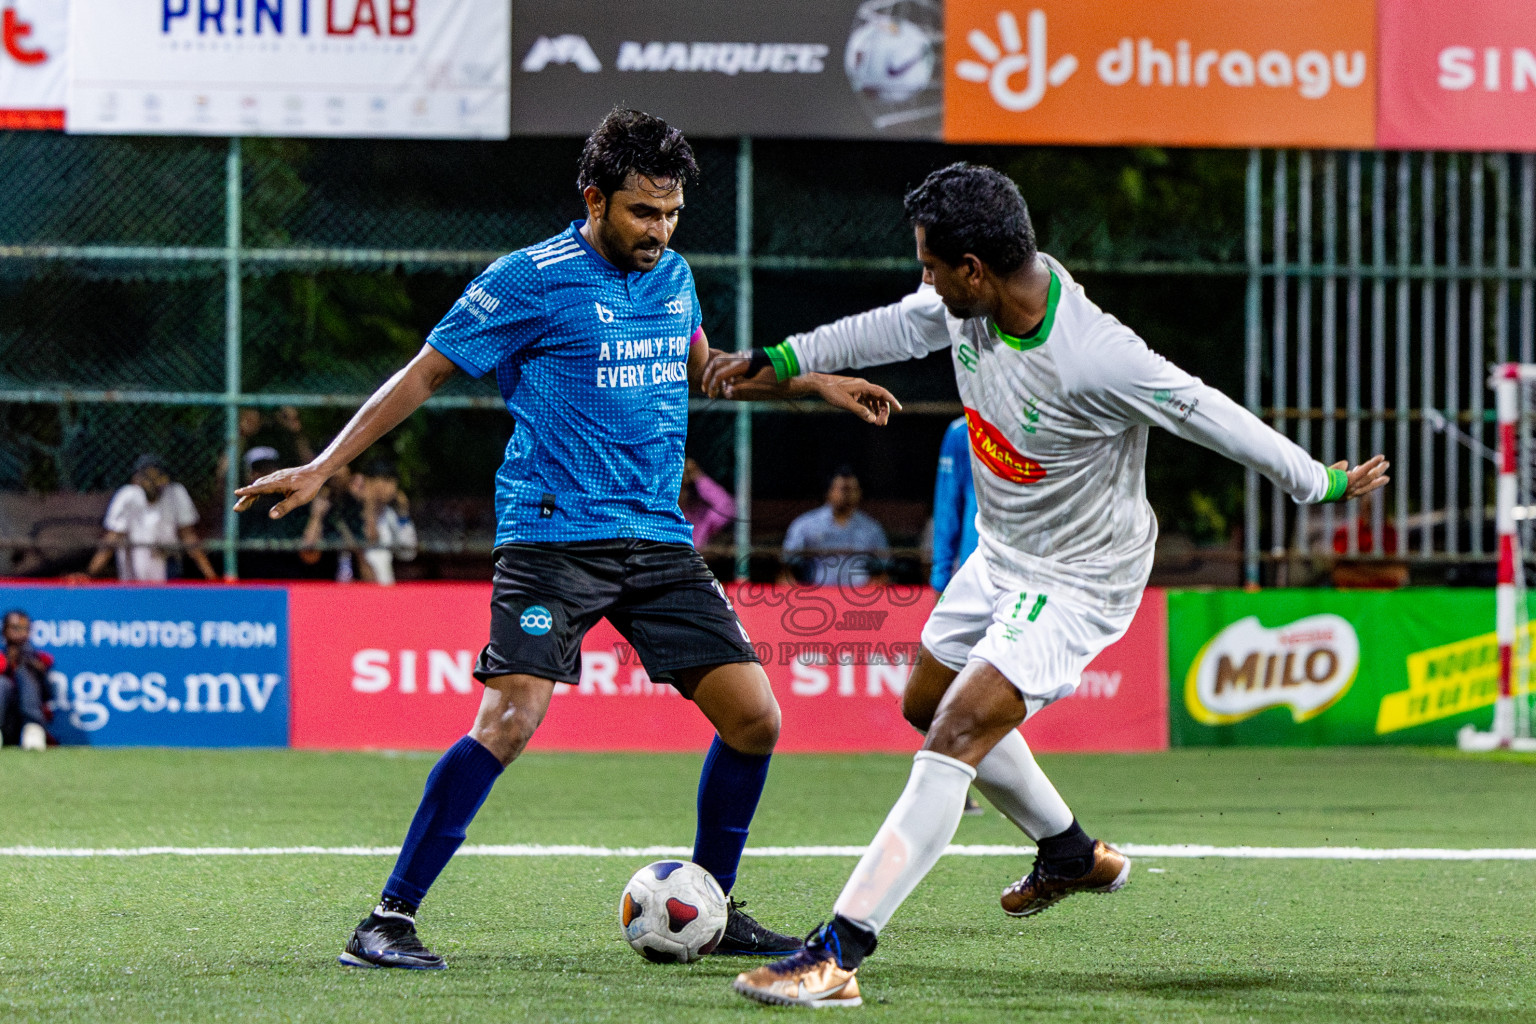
[733,136,754,581]
[222,137,242,580]
[1245,149,1262,586]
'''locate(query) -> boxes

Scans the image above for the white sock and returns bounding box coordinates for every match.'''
[832,750,976,936]
[973,730,1074,841]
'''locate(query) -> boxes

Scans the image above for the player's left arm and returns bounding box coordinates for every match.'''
[1079,330,1388,504]
[687,328,903,426]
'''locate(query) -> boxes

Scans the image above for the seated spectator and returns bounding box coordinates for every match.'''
[1330,492,1408,590]
[1,609,52,750]
[360,459,418,585]
[216,406,316,488]
[680,457,736,549]
[782,466,890,586]
[83,454,217,581]
[300,465,372,582]
[237,447,313,579]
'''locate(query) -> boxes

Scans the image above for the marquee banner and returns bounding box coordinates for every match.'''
[65,0,509,137]
[1,0,66,128]
[508,0,943,139]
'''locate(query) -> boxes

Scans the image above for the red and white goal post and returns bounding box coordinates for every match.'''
[1461,363,1536,751]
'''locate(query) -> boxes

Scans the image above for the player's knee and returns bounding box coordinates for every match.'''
[724,703,780,756]
[471,707,539,766]
[902,689,937,733]
[923,705,986,760]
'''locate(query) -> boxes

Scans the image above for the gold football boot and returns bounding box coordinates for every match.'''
[1000,840,1130,917]
[733,923,866,1008]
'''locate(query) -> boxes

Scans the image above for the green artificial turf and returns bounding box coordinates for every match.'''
[1,748,1533,1022]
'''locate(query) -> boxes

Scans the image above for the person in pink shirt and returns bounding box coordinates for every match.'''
[679,458,736,549]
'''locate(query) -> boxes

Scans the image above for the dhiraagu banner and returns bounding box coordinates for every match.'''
[1168,589,1509,746]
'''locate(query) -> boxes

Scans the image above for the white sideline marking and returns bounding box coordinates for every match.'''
[2,843,1536,861]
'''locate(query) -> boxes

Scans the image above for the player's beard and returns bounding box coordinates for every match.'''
[598,222,665,274]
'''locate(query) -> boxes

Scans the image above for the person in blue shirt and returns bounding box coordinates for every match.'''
[236,108,899,970]
[930,416,979,591]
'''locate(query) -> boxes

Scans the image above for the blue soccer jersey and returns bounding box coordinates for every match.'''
[426,222,704,546]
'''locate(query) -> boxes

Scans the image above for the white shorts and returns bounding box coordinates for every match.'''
[919,550,1137,717]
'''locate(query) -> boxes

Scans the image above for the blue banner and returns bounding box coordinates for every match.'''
[1,585,289,747]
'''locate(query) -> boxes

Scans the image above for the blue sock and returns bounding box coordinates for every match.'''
[382,736,504,909]
[692,736,771,895]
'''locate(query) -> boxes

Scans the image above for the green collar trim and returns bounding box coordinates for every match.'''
[988,267,1059,352]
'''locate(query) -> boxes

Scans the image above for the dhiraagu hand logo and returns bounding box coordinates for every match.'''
[1185,614,1359,725]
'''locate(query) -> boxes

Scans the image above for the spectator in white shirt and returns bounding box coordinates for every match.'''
[83,454,218,582]
[360,459,418,585]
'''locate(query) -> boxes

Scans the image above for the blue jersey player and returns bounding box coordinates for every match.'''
[235,109,900,970]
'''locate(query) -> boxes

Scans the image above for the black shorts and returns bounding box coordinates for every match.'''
[475,540,759,697]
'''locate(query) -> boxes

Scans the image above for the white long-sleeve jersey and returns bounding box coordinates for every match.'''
[775,255,1344,613]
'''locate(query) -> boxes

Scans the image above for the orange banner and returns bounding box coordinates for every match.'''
[944,1,1376,147]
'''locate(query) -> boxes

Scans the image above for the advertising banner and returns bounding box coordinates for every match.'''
[1377,0,1536,151]
[1169,588,1506,747]
[65,0,509,137]
[942,0,1375,147]
[0,583,289,746]
[289,582,1167,754]
[1,0,66,128]
[508,0,942,139]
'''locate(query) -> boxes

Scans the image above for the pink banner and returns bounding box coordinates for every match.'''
[289,582,1167,754]
[1378,0,1536,150]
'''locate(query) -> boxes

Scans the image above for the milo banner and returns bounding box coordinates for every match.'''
[1169,588,1506,746]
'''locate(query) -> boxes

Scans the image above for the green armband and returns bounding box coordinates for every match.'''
[764,341,801,381]
[1321,466,1349,503]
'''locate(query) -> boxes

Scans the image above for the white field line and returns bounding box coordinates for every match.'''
[2,843,1536,861]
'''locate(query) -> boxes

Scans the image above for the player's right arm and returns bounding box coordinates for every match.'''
[234,345,457,519]
[702,285,951,398]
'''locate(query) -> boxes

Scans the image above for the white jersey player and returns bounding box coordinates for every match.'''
[711,163,1389,1009]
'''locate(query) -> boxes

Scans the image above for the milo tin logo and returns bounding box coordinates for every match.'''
[1185,614,1359,725]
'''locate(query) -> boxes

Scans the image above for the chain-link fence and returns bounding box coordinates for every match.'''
[9,133,1512,585]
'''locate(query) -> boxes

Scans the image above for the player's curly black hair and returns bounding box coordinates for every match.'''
[903,163,1036,274]
[577,107,699,198]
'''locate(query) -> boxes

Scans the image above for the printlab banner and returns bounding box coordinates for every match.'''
[1168,588,1508,747]
[288,582,1168,753]
[66,0,509,137]
[0,584,290,746]
[1,0,66,128]
[509,0,943,138]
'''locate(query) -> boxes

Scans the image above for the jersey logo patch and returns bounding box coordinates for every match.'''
[594,302,615,323]
[520,606,554,635]
[965,407,1046,485]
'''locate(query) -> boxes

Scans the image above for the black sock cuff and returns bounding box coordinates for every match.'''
[829,915,878,969]
[1037,819,1094,864]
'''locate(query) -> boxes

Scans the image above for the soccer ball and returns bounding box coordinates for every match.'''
[618,860,729,964]
[845,14,937,103]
